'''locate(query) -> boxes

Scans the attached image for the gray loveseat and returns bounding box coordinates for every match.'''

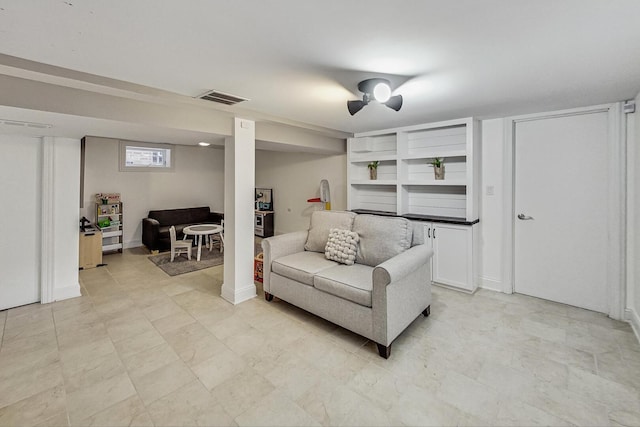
[261,210,433,358]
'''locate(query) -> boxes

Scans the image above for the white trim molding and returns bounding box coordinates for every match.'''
[478,276,503,293]
[502,103,626,319]
[40,137,55,304]
[626,308,640,344]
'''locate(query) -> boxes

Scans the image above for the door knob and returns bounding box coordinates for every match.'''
[517,213,534,220]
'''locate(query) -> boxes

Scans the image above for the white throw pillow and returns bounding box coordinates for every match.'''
[325,228,359,265]
[305,210,357,253]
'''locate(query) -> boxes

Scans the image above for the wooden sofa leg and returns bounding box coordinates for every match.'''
[376,343,391,359]
[422,305,431,317]
[264,292,274,302]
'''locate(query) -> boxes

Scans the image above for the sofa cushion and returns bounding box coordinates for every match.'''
[272,251,338,286]
[314,264,374,307]
[305,211,357,253]
[325,228,359,265]
[353,214,413,267]
[148,207,213,226]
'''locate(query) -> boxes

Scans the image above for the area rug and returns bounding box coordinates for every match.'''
[148,241,263,276]
[148,248,224,276]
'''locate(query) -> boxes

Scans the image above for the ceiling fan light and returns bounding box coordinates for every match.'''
[372,82,391,103]
[347,100,367,116]
[385,95,403,112]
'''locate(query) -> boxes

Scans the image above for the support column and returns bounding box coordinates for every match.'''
[221,118,257,304]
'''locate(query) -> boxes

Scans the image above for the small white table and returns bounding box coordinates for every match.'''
[182,224,223,262]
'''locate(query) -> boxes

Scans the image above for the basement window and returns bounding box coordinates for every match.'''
[119,141,175,172]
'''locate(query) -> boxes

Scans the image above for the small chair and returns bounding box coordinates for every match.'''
[170,225,192,262]
[209,220,224,253]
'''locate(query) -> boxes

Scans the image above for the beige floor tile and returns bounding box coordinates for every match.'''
[66,372,137,425]
[113,328,166,360]
[0,359,64,409]
[567,366,640,411]
[163,322,227,367]
[235,390,320,427]
[147,380,236,427]
[105,311,156,342]
[494,399,572,427]
[388,385,462,427]
[296,376,369,426]
[124,342,179,378]
[222,325,267,356]
[56,321,110,352]
[210,368,275,418]
[152,310,196,334]
[6,302,51,320]
[0,328,58,357]
[79,395,153,427]
[476,361,538,399]
[0,384,66,427]
[34,410,70,427]
[58,336,116,367]
[3,247,640,426]
[436,370,501,421]
[191,347,247,391]
[62,350,126,393]
[526,382,610,426]
[0,344,60,381]
[142,298,186,322]
[131,359,196,405]
[346,360,413,411]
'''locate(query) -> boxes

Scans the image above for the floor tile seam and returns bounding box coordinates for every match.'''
[0,310,7,350]
[50,303,75,425]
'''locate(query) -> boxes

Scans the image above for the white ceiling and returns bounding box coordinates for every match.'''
[0,0,639,137]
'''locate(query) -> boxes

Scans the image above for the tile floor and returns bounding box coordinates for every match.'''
[1,247,640,426]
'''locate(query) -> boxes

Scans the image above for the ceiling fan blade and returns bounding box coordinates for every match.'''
[347,100,367,116]
[385,95,403,112]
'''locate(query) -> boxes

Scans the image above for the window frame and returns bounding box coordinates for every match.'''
[119,140,175,172]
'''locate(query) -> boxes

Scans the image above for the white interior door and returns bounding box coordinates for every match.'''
[514,112,609,313]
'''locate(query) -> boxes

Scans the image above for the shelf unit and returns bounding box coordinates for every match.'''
[348,117,480,222]
[95,202,123,253]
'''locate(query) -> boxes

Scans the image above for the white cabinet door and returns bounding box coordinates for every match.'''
[431,223,475,292]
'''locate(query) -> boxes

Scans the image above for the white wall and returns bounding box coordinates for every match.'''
[479,119,505,291]
[255,150,347,234]
[630,92,640,338]
[51,138,82,301]
[0,136,42,309]
[0,135,81,309]
[83,137,224,248]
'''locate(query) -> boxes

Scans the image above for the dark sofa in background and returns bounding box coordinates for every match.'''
[142,206,223,252]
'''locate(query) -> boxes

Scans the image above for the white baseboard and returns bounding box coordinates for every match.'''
[478,276,503,293]
[54,283,82,302]
[221,283,257,305]
[625,308,640,345]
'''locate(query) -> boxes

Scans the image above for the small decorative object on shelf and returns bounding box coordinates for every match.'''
[95,192,121,204]
[368,161,379,180]
[430,157,445,180]
[95,195,124,253]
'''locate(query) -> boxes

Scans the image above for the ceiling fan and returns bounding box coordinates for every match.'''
[347,78,403,116]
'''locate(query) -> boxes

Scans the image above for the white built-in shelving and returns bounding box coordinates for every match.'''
[96,202,124,253]
[348,117,480,221]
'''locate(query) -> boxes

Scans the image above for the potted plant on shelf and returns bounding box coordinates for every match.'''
[430,157,445,180]
[368,161,379,180]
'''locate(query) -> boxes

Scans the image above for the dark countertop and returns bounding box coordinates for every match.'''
[351,209,479,226]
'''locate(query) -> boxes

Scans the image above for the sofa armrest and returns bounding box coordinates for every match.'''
[373,244,434,286]
[261,230,309,293]
[142,218,161,251]
[371,244,434,346]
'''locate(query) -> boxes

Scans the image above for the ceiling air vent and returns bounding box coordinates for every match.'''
[196,90,249,106]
